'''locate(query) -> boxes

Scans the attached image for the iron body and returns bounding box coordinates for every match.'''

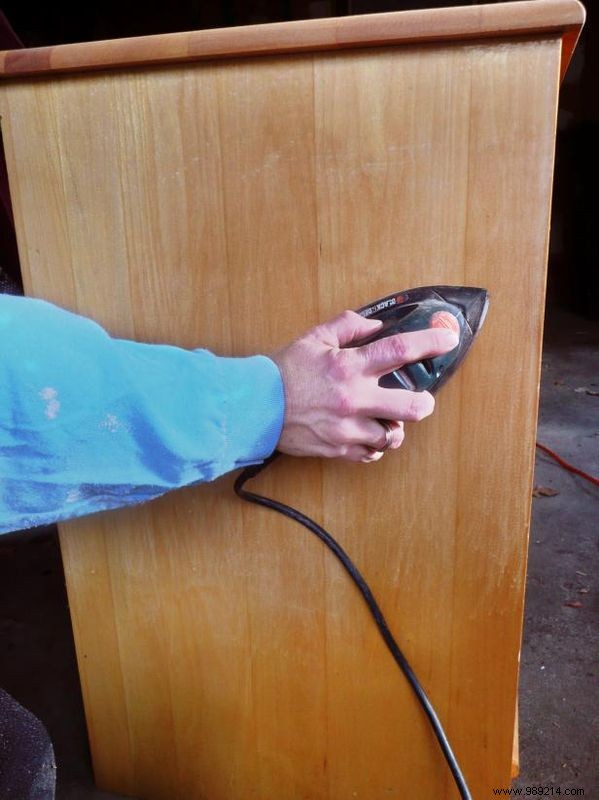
[354,285,489,393]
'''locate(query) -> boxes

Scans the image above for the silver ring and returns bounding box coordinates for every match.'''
[376,419,394,453]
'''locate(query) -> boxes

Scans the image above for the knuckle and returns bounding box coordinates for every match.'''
[333,386,357,417]
[389,334,410,363]
[398,393,423,422]
[330,418,351,444]
[330,350,355,382]
[322,446,338,459]
[339,309,358,325]
[338,418,359,443]
[410,392,434,421]
[347,447,365,463]
[391,429,405,449]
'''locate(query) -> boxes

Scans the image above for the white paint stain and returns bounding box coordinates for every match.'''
[65,488,82,504]
[99,413,128,433]
[39,387,60,419]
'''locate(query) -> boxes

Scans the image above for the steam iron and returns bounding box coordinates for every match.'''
[354,285,489,393]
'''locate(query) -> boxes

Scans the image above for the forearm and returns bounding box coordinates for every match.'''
[0,296,284,534]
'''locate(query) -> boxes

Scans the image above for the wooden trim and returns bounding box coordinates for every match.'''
[511,704,520,779]
[0,0,585,81]
[559,22,584,81]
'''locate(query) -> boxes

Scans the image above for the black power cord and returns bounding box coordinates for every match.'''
[234,451,473,800]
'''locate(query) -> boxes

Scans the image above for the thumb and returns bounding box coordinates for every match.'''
[320,309,384,347]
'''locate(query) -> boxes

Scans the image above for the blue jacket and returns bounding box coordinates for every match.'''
[0,296,285,534]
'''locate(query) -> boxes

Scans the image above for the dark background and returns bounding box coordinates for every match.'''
[0,4,596,798]
[0,0,597,318]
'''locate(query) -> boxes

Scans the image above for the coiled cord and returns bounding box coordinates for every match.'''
[234,451,473,800]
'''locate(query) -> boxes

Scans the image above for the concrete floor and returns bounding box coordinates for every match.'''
[0,307,597,799]
[512,309,598,796]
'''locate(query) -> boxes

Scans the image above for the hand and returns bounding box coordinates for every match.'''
[270,310,458,463]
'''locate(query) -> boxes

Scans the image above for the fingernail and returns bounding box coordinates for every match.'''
[444,331,459,348]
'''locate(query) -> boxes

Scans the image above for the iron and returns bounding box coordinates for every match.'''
[352,285,489,393]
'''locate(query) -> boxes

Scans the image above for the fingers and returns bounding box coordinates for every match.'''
[336,423,405,463]
[335,444,388,463]
[271,310,448,463]
[317,309,384,348]
[322,419,405,462]
[360,386,436,422]
[350,418,405,451]
[370,419,405,451]
[360,449,385,464]
[380,419,404,450]
[359,327,459,378]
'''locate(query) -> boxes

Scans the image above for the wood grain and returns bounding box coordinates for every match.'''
[0,32,562,800]
[0,0,584,81]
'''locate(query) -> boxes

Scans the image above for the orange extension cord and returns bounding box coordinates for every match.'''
[536,442,599,488]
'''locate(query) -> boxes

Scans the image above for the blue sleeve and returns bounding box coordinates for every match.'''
[0,295,285,534]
